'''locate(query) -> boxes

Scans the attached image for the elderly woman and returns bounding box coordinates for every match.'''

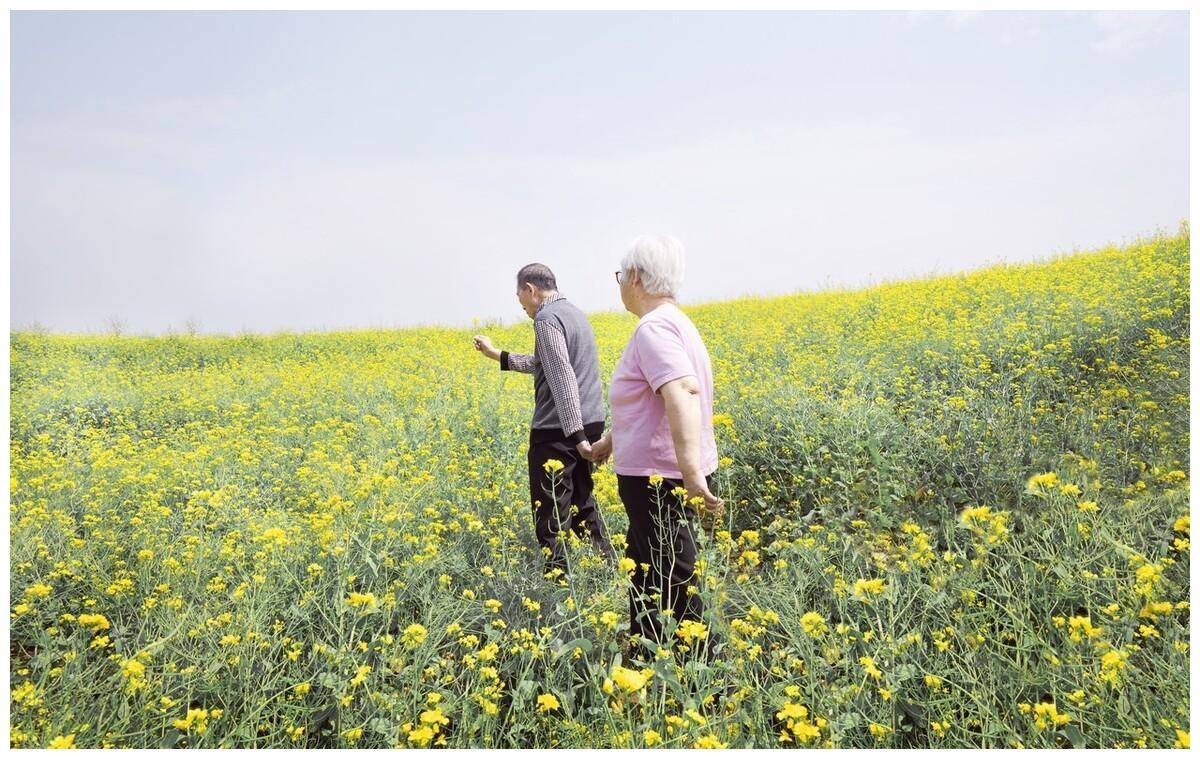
[588,234,724,656]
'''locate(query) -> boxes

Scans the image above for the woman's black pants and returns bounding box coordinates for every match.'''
[617,472,715,651]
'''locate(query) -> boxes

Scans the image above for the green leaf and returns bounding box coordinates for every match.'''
[160,729,183,749]
[317,671,339,688]
[368,717,394,737]
[897,699,925,729]
[652,660,684,698]
[303,705,337,746]
[1062,724,1085,748]
[565,638,593,653]
[866,439,882,469]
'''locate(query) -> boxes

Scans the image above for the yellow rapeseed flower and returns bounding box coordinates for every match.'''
[693,735,727,749]
[1026,472,1060,493]
[611,665,649,693]
[852,578,886,600]
[800,611,827,637]
[47,735,76,749]
[77,613,110,632]
[676,620,708,644]
[346,592,377,610]
[402,623,427,648]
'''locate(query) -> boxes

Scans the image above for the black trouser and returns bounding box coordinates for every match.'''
[526,422,616,576]
[618,472,716,653]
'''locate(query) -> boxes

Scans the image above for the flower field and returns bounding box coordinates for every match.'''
[9,230,1190,748]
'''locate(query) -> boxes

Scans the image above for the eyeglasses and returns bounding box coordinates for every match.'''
[614,271,624,285]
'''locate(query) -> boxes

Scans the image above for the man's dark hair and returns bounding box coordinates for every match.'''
[517,263,557,292]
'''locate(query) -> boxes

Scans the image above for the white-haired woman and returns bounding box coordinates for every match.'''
[588,234,724,657]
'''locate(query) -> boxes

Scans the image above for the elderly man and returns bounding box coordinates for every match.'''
[473,263,617,579]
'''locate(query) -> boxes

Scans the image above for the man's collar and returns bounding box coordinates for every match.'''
[536,292,564,314]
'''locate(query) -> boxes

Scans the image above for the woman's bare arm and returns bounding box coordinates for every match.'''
[660,375,722,515]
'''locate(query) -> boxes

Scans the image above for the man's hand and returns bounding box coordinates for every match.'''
[683,474,725,532]
[587,433,612,467]
[575,439,593,461]
[472,334,500,361]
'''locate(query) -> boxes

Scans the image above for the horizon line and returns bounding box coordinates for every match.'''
[11,222,1187,339]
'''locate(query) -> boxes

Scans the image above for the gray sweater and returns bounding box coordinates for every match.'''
[500,294,605,443]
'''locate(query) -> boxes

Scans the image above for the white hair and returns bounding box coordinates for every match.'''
[620,234,686,297]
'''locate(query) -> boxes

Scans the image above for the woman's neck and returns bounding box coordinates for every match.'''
[634,295,675,318]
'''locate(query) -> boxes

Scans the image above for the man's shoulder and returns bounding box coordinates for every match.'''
[536,297,581,323]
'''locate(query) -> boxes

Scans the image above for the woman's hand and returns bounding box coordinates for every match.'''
[588,432,612,466]
[683,472,725,530]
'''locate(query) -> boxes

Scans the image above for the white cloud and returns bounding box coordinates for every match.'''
[949,11,980,28]
[1090,11,1182,54]
[11,91,1188,334]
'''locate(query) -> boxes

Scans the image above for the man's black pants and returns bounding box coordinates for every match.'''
[526,422,616,576]
[618,472,717,654]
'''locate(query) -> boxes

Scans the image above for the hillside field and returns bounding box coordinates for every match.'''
[8,231,1191,748]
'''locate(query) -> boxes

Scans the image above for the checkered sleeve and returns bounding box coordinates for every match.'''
[500,348,538,373]
[533,318,586,443]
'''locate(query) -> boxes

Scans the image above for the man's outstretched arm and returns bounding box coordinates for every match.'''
[473,334,538,374]
[502,349,538,374]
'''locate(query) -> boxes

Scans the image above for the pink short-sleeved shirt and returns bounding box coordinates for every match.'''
[609,302,719,479]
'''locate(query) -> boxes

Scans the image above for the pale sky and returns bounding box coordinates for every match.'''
[10,10,1189,334]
